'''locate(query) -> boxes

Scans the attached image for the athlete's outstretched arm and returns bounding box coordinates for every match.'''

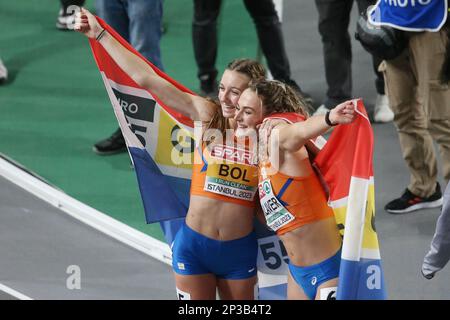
[74,8,214,122]
[271,101,356,152]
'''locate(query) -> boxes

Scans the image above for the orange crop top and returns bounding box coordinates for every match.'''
[258,159,334,235]
[190,143,258,208]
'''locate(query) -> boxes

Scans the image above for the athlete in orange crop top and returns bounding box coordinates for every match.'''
[76,11,268,299]
[234,79,356,300]
[259,159,334,235]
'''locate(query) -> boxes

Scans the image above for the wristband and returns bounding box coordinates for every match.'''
[96,28,106,42]
[325,110,337,126]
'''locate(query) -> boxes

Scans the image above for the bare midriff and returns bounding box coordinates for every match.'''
[186,195,255,241]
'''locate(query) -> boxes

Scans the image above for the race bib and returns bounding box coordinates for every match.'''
[204,145,258,201]
[258,178,295,232]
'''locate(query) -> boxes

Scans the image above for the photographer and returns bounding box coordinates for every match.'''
[367,0,450,214]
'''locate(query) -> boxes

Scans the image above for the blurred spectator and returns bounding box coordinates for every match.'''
[92,0,164,155]
[0,58,7,83]
[313,0,394,123]
[192,0,310,102]
[372,1,450,213]
[57,0,86,30]
[422,182,450,280]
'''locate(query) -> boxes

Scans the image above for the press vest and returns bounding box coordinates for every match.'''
[368,0,448,31]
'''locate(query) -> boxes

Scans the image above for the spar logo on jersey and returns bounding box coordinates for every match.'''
[211,145,253,165]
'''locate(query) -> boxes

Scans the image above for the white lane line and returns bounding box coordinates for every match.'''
[0,155,172,267]
[0,283,33,300]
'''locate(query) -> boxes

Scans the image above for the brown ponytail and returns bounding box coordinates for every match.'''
[248,79,311,118]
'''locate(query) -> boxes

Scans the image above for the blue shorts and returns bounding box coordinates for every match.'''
[171,223,258,280]
[288,248,341,300]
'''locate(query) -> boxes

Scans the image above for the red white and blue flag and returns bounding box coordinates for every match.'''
[314,99,387,299]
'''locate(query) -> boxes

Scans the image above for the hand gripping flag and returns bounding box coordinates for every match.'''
[314,99,387,300]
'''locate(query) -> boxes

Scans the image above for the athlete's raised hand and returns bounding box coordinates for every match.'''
[329,100,356,125]
[74,7,103,39]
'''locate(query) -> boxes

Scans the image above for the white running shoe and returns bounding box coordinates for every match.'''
[56,8,76,31]
[313,104,330,116]
[374,94,394,123]
[0,59,7,83]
